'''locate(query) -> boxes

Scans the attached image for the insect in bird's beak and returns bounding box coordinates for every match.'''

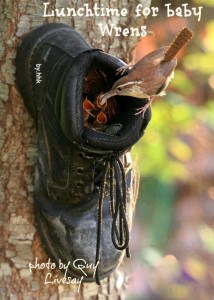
[99,89,118,106]
[100,89,118,105]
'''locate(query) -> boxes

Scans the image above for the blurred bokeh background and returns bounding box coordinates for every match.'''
[123,1,214,299]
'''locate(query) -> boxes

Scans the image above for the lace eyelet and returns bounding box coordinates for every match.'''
[76,181,83,188]
[78,152,85,159]
[77,167,84,174]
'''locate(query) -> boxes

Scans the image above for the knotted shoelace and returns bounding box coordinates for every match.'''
[95,153,130,285]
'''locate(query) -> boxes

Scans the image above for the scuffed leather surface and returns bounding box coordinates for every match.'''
[16,23,150,281]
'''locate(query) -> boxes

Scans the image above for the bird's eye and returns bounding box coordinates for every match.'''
[117,87,122,91]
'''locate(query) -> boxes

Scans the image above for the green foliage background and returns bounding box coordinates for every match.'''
[128,1,214,299]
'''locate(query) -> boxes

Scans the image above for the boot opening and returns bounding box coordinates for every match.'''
[83,67,120,131]
[82,53,149,137]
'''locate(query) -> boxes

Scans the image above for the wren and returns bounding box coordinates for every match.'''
[100,27,194,117]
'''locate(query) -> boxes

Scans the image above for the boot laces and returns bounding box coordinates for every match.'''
[94,153,130,285]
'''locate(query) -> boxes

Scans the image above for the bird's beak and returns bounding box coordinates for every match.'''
[99,90,118,105]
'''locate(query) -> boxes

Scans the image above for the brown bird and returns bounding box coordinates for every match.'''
[100,27,194,117]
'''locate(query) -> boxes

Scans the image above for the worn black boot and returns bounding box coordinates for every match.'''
[16,23,151,284]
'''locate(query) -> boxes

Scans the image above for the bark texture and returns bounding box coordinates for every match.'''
[0,0,149,299]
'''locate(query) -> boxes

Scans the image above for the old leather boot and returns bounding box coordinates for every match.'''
[16,23,151,284]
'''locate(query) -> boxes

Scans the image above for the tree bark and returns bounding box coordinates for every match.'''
[0,0,149,299]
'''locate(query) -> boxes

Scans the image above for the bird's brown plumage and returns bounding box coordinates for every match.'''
[112,47,177,97]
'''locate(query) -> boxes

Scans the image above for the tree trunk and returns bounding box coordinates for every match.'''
[0,1,149,299]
